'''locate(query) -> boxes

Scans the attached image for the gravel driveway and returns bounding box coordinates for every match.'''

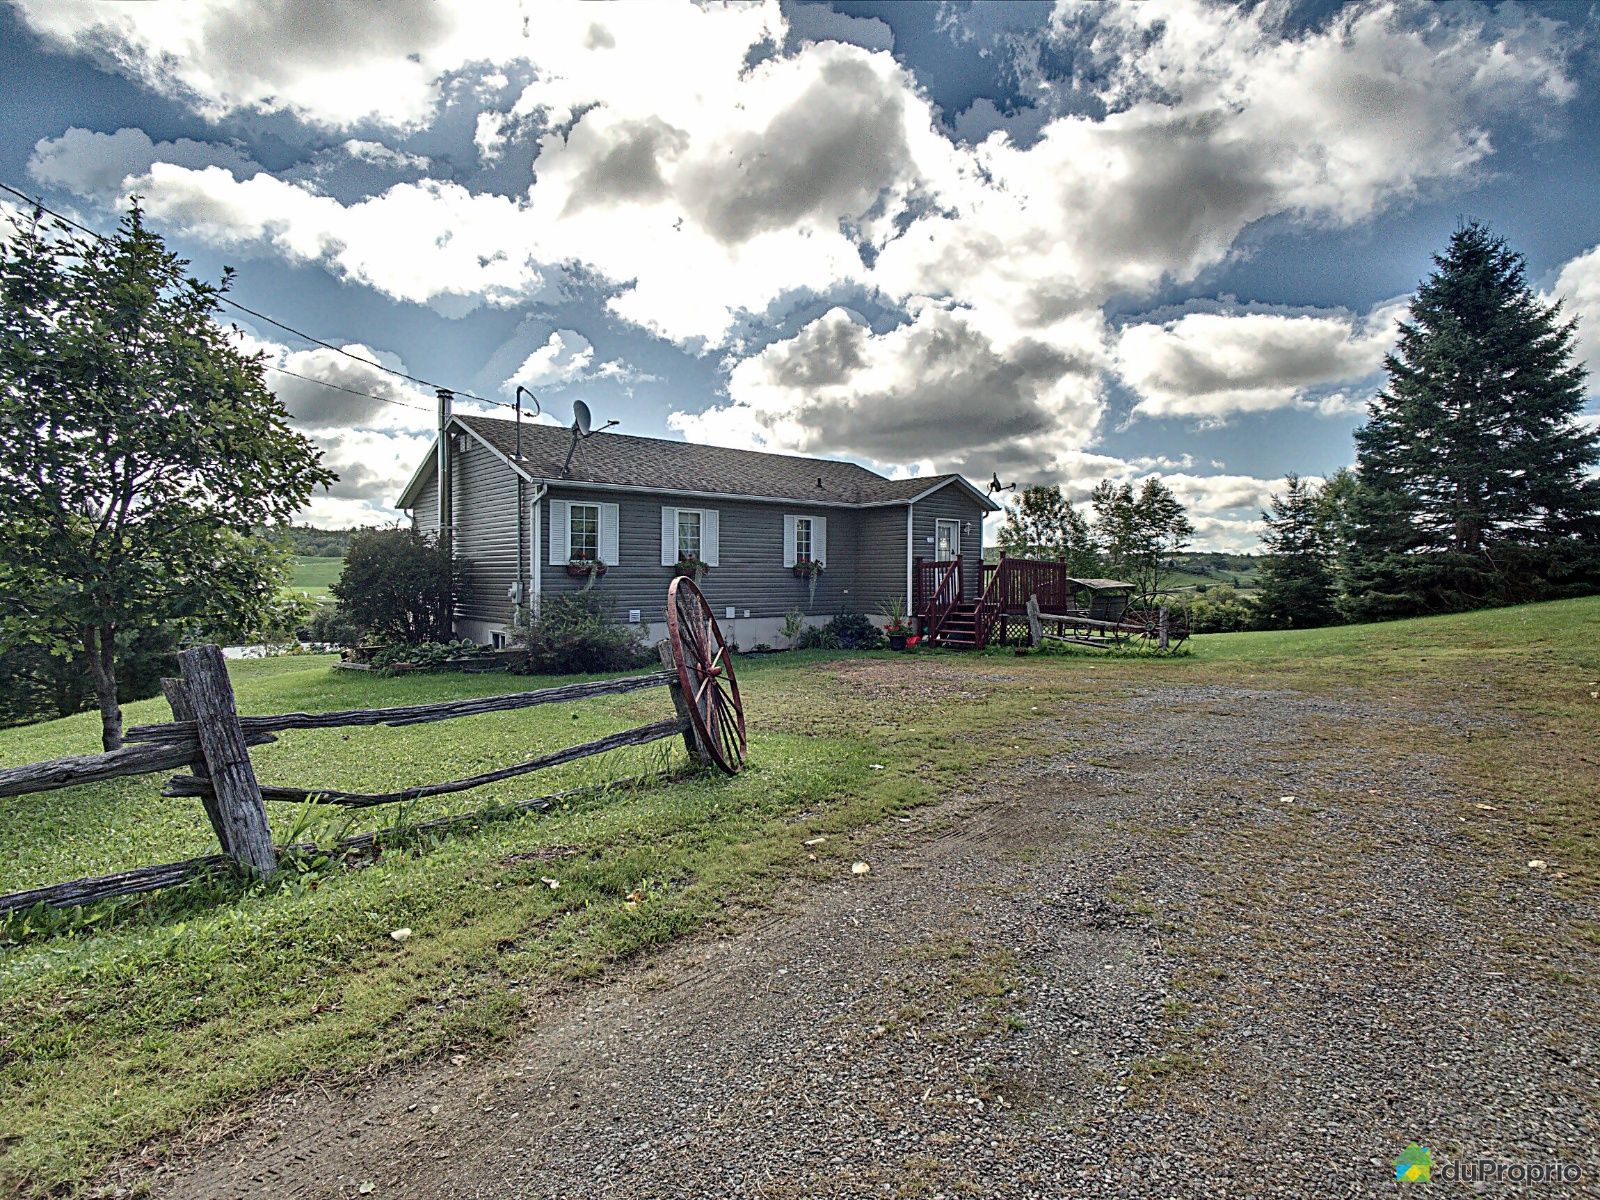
[125,678,1600,1199]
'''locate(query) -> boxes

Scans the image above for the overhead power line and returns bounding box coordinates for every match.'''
[0,179,511,410]
[263,363,433,413]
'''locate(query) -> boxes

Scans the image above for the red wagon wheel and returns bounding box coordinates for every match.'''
[665,575,747,774]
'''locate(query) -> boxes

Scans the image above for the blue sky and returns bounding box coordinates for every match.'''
[3,0,1598,548]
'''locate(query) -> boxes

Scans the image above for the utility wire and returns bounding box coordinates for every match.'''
[263,362,433,413]
[0,179,512,410]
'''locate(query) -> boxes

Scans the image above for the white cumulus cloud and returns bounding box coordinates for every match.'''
[1115,300,1405,422]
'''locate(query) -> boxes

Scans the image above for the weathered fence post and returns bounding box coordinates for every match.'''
[1026,594,1043,648]
[658,641,712,767]
[177,645,277,877]
[162,676,227,849]
[1158,606,1170,652]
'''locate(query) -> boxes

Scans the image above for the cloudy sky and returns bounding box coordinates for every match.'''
[4,0,1599,549]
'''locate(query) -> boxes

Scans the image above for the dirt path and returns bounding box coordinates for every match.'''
[125,681,1600,1198]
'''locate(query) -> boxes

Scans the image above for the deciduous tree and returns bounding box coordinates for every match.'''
[995,484,1099,574]
[0,204,334,748]
[1091,478,1195,601]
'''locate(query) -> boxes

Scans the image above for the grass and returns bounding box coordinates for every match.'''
[286,554,343,598]
[0,648,1053,1195]
[1,596,1597,1194]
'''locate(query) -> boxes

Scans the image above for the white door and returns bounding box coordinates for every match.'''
[935,519,961,561]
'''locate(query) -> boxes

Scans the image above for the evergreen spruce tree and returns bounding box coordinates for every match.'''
[1256,474,1337,628]
[1348,221,1600,618]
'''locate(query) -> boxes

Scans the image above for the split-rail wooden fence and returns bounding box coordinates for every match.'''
[0,643,709,915]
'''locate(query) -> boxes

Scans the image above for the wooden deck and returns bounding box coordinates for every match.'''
[913,556,1188,650]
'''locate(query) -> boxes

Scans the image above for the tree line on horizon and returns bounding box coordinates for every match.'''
[996,222,1600,631]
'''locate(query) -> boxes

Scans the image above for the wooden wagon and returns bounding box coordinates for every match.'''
[1023,578,1189,650]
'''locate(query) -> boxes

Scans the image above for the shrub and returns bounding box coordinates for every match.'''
[513,591,651,675]
[795,611,885,651]
[781,607,806,646]
[332,528,459,645]
[1182,585,1258,633]
[371,640,489,673]
[793,624,839,650]
[0,627,179,728]
[298,600,364,647]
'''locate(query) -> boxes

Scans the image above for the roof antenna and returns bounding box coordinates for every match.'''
[561,399,619,477]
[987,471,1017,496]
[514,385,540,460]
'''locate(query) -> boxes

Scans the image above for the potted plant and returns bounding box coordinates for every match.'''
[673,552,707,582]
[879,595,913,651]
[566,556,607,580]
[792,556,824,603]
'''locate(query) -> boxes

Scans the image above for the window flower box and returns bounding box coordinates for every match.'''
[566,558,608,579]
[672,554,707,581]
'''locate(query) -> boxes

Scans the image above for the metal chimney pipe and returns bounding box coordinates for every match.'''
[436,388,454,556]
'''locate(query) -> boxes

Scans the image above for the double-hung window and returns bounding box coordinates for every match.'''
[793,517,813,563]
[677,509,702,560]
[661,506,718,566]
[568,503,600,561]
[783,514,827,568]
[549,498,618,566]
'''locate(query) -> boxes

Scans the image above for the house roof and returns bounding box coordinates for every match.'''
[399,414,999,511]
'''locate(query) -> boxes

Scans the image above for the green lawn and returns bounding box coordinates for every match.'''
[1,597,1597,1195]
[287,554,343,598]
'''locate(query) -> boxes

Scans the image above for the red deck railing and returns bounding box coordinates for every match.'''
[921,557,962,642]
[983,555,1075,613]
[913,558,958,616]
[973,565,1002,649]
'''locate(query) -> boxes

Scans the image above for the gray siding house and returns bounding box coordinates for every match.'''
[397,413,998,647]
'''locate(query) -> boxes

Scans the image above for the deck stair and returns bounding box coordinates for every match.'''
[925,599,1000,649]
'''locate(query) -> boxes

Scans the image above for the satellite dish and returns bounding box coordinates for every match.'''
[573,400,592,437]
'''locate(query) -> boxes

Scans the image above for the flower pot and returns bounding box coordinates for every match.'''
[673,562,706,578]
[792,565,816,578]
[889,633,908,651]
[566,562,607,578]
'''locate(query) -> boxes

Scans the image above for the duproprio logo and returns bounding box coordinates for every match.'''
[1395,1143,1433,1182]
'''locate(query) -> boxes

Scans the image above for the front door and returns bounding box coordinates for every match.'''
[935,519,961,562]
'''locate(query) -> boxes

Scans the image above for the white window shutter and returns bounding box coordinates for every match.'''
[814,515,827,566]
[549,498,569,565]
[783,515,797,568]
[661,506,677,565]
[703,509,720,566]
[600,502,620,566]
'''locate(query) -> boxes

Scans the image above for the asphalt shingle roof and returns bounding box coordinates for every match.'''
[452,414,991,508]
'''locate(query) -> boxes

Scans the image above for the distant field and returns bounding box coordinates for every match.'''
[1162,565,1263,593]
[288,555,343,598]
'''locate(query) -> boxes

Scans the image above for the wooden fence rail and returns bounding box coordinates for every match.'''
[0,643,709,912]
[163,717,686,807]
[0,776,653,915]
[124,670,675,740]
[0,733,272,800]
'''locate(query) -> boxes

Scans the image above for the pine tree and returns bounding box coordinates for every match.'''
[1255,474,1337,628]
[1349,221,1600,617]
[996,484,1099,573]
